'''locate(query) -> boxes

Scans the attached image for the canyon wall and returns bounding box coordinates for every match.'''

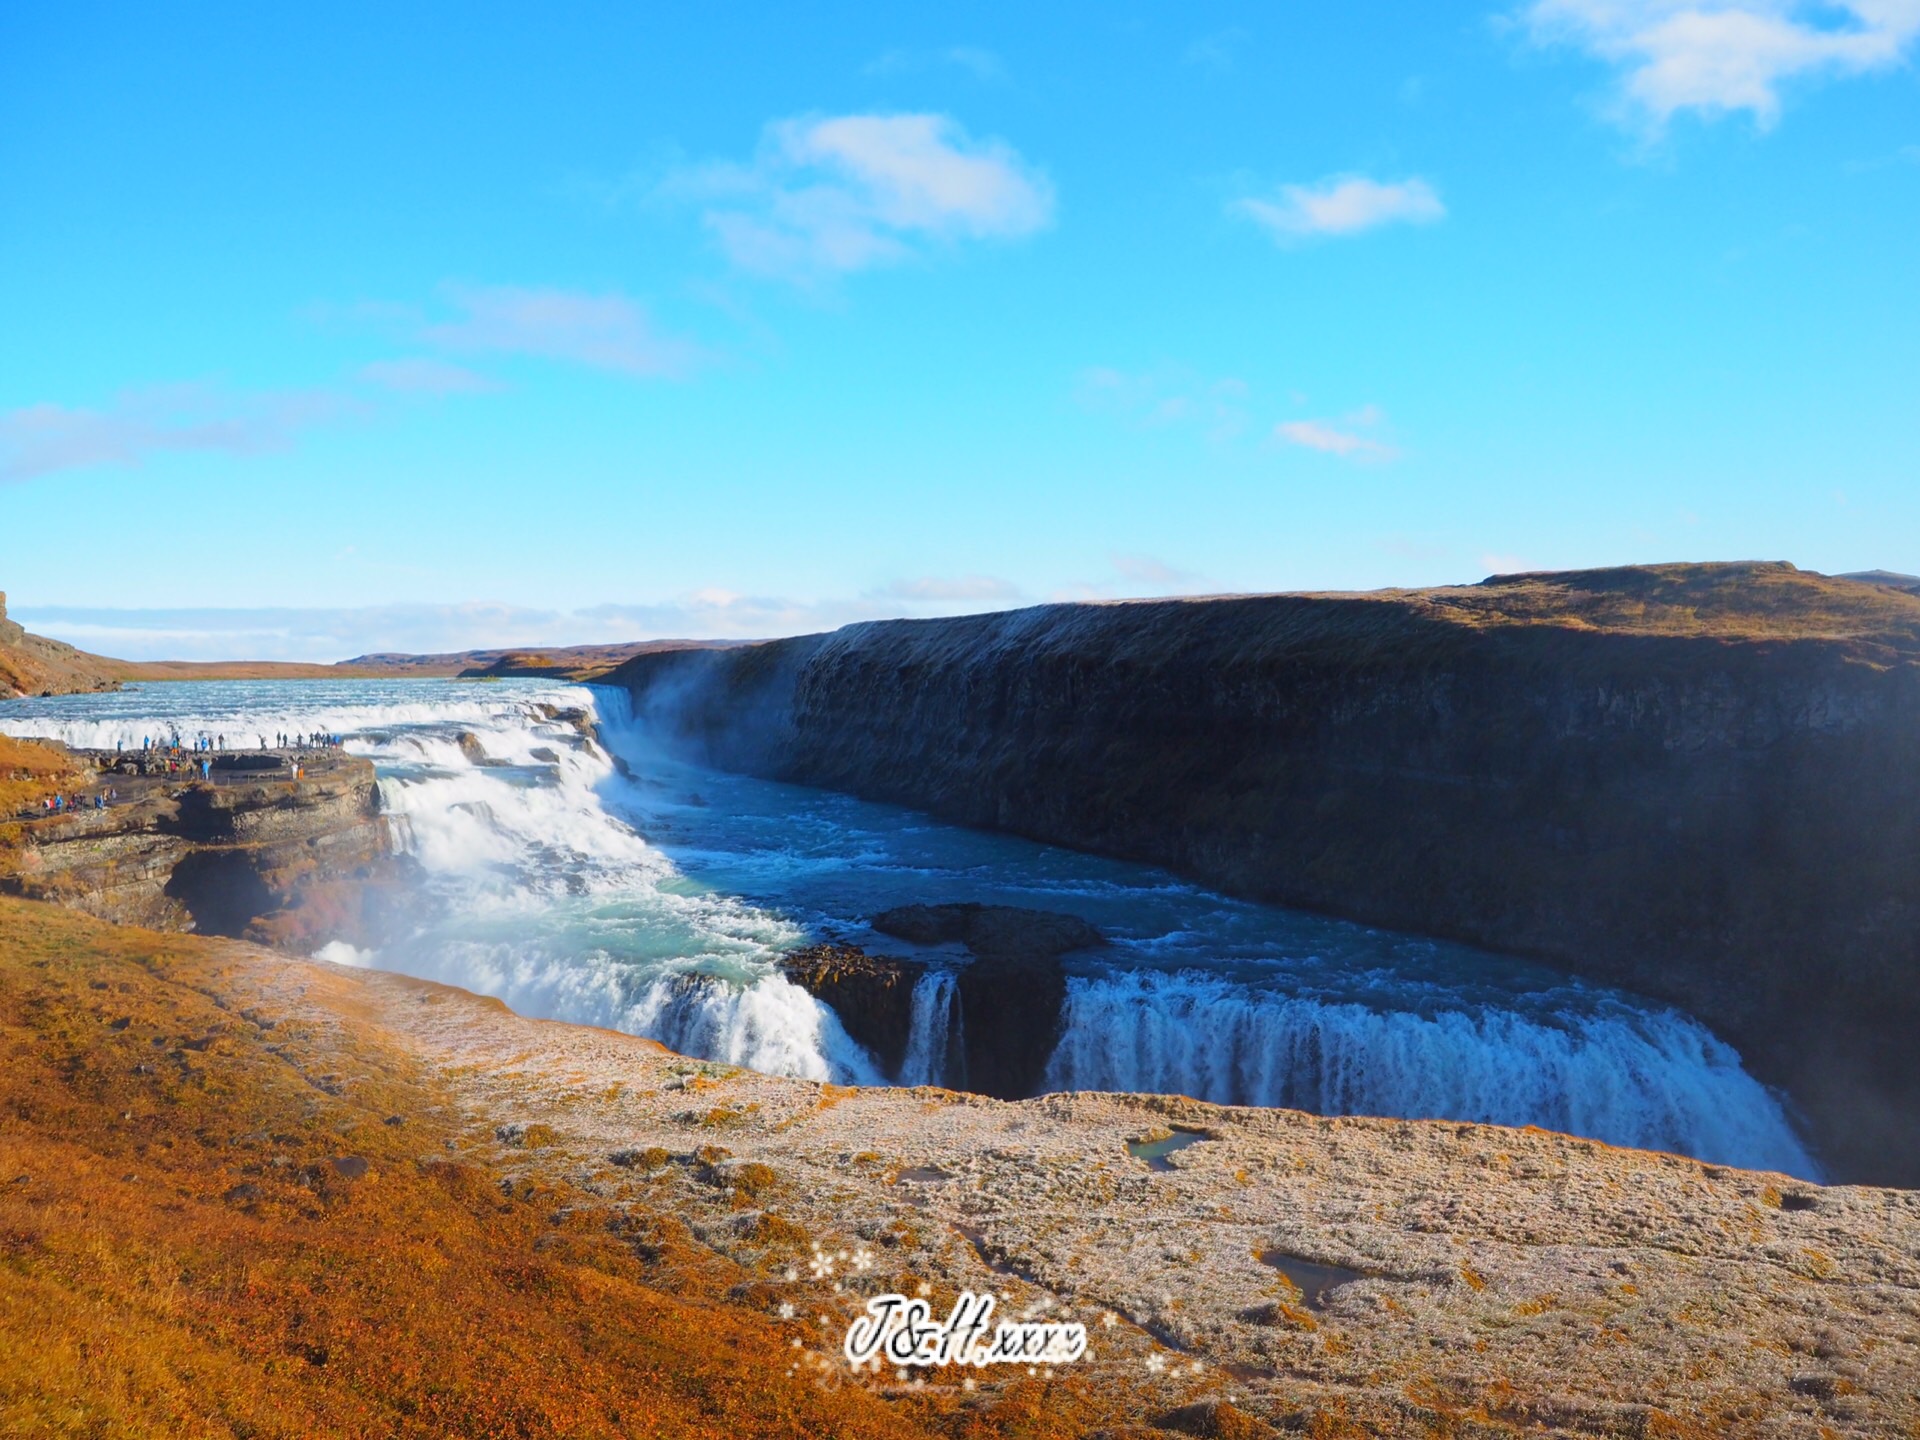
[609,563,1920,1185]
[1,754,395,950]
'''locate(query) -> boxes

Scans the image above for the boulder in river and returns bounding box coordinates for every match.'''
[870,902,1102,963]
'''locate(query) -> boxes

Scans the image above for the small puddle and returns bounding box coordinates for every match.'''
[892,1166,953,1184]
[1126,1128,1209,1173]
[1258,1252,1366,1309]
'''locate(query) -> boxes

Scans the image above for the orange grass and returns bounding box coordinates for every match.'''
[0,899,1109,1439]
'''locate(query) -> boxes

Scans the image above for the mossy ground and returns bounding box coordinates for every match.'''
[0,898,1106,1439]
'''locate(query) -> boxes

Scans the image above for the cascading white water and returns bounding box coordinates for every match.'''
[898,971,959,1086]
[0,678,884,1085]
[1042,970,1817,1174]
[0,676,1823,1177]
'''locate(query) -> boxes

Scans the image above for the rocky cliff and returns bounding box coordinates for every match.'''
[0,749,396,950]
[608,562,1920,1186]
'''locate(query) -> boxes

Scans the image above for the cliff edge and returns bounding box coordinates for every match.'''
[608,561,1920,1186]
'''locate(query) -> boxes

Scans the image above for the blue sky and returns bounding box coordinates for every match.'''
[3,3,1917,660]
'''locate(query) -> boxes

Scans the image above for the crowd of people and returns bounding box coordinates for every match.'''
[27,786,118,816]
[10,730,345,820]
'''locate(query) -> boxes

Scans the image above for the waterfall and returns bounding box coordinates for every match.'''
[1042,970,1818,1176]
[899,971,959,1086]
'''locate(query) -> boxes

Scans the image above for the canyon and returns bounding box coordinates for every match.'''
[609,562,1920,1186]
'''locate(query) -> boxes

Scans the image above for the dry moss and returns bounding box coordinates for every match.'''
[0,898,989,1439]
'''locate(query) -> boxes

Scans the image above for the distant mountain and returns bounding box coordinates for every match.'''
[1837,570,1920,594]
[344,639,752,681]
[1,588,751,697]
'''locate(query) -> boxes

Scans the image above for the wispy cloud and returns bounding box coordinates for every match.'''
[1185,27,1251,71]
[1518,0,1920,130]
[1275,406,1400,462]
[360,357,501,395]
[0,385,351,484]
[875,574,1023,601]
[663,112,1055,281]
[1110,553,1193,584]
[1479,551,1537,575]
[865,45,1009,83]
[423,285,701,377]
[1074,367,1251,440]
[1234,175,1446,241]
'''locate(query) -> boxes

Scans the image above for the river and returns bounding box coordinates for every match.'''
[0,677,1820,1177]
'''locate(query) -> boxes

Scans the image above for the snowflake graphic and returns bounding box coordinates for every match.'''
[851,1246,875,1273]
[1144,1352,1167,1375]
[778,1302,795,1320]
[808,1248,836,1280]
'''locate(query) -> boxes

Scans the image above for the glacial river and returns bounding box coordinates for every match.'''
[1,677,1820,1177]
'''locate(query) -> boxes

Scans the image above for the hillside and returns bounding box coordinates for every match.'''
[343,638,749,681]
[0,591,127,698]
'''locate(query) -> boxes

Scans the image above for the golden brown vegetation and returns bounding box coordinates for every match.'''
[0,734,79,816]
[0,899,1111,1439]
[1392,560,1920,644]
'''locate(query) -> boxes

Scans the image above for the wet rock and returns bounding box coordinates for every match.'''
[954,952,1067,1100]
[870,902,1101,963]
[870,904,1098,1099]
[779,944,921,1078]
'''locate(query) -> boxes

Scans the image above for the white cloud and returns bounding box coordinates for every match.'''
[1520,0,1920,128]
[423,285,699,377]
[877,575,1023,601]
[665,113,1054,280]
[1275,408,1400,462]
[0,386,350,484]
[1234,175,1446,240]
[360,357,500,395]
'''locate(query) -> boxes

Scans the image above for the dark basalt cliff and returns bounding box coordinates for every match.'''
[609,562,1920,1185]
